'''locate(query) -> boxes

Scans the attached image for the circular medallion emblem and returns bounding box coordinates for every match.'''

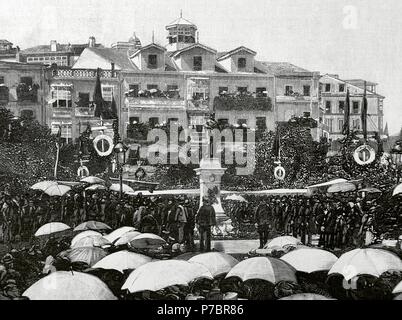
[274,166,286,180]
[93,135,114,157]
[353,144,376,165]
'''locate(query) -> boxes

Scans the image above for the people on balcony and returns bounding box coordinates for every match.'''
[125,88,180,99]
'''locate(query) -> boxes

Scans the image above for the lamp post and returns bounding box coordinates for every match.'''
[114,141,128,199]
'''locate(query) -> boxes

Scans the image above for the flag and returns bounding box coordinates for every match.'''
[342,89,350,136]
[361,81,368,140]
[94,68,104,118]
[111,95,118,120]
[272,129,280,158]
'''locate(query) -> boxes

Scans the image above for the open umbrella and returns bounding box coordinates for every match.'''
[35,222,71,237]
[225,257,297,284]
[74,221,112,232]
[392,280,402,295]
[328,248,402,280]
[173,252,199,261]
[279,293,336,300]
[85,184,107,191]
[110,183,134,194]
[71,230,102,247]
[189,252,239,277]
[280,248,338,273]
[358,187,382,194]
[58,247,108,267]
[104,226,136,243]
[81,176,105,185]
[122,260,213,293]
[225,195,248,202]
[392,183,402,197]
[93,250,153,273]
[327,182,356,194]
[31,180,58,191]
[114,231,142,246]
[44,184,72,197]
[22,271,117,300]
[71,235,112,249]
[129,233,166,249]
[265,236,301,249]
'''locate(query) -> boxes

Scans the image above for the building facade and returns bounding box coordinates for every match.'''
[0,61,46,124]
[320,74,385,141]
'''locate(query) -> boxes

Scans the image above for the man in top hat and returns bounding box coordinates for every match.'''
[196,197,216,252]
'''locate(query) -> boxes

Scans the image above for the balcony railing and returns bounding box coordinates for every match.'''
[51,68,116,79]
[213,94,272,111]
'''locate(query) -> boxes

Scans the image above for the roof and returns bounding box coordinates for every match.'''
[130,43,167,58]
[322,74,384,98]
[21,43,102,55]
[217,46,257,61]
[345,79,378,86]
[88,47,138,71]
[166,16,197,29]
[257,61,311,75]
[171,43,217,58]
[0,40,12,45]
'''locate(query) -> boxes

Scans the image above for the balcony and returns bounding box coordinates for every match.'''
[213,94,272,111]
[51,107,73,118]
[50,67,116,79]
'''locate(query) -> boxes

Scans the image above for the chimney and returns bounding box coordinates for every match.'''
[88,36,96,48]
[50,40,57,52]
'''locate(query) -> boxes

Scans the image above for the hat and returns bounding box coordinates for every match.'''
[2,254,13,264]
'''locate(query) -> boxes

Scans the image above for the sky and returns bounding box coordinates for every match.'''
[0,0,401,134]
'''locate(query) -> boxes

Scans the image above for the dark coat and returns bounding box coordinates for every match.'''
[196,205,216,227]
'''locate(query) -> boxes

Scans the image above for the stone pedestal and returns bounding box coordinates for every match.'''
[194,158,229,224]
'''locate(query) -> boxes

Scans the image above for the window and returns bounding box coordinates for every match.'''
[339,84,345,92]
[193,56,202,71]
[285,85,293,96]
[303,85,311,96]
[338,119,344,132]
[147,84,158,91]
[60,124,72,144]
[20,109,34,119]
[20,77,33,86]
[256,87,267,97]
[102,85,113,102]
[219,86,228,94]
[129,116,140,124]
[148,54,157,69]
[352,119,360,129]
[256,117,267,131]
[352,101,359,114]
[129,84,139,97]
[325,101,332,113]
[51,86,72,108]
[325,83,331,92]
[237,86,247,94]
[0,76,4,84]
[167,84,178,91]
[338,101,345,113]
[148,117,159,127]
[325,119,333,132]
[238,57,246,69]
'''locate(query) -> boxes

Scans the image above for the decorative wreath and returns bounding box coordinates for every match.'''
[274,165,286,180]
[353,144,376,166]
[77,166,89,178]
[93,135,114,157]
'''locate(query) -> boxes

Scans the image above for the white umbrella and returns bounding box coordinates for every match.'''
[93,250,153,273]
[31,180,58,191]
[225,257,297,283]
[279,293,336,300]
[307,178,348,189]
[104,226,136,243]
[71,231,102,247]
[280,248,338,273]
[225,194,248,202]
[114,231,142,246]
[71,235,111,249]
[44,184,71,197]
[392,183,402,197]
[110,183,134,194]
[129,233,166,249]
[265,236,301,249]
[74,221,112,232]
[392,280,402,295]
[23,271,117,300]
[327,182,356,194]
[122,260,213,293]
[189,252,239,277]
[80,176,105,185]
[85,184,107,191]
[35,222,71,237]
[58,247,107,267]
[328,248,402,280]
